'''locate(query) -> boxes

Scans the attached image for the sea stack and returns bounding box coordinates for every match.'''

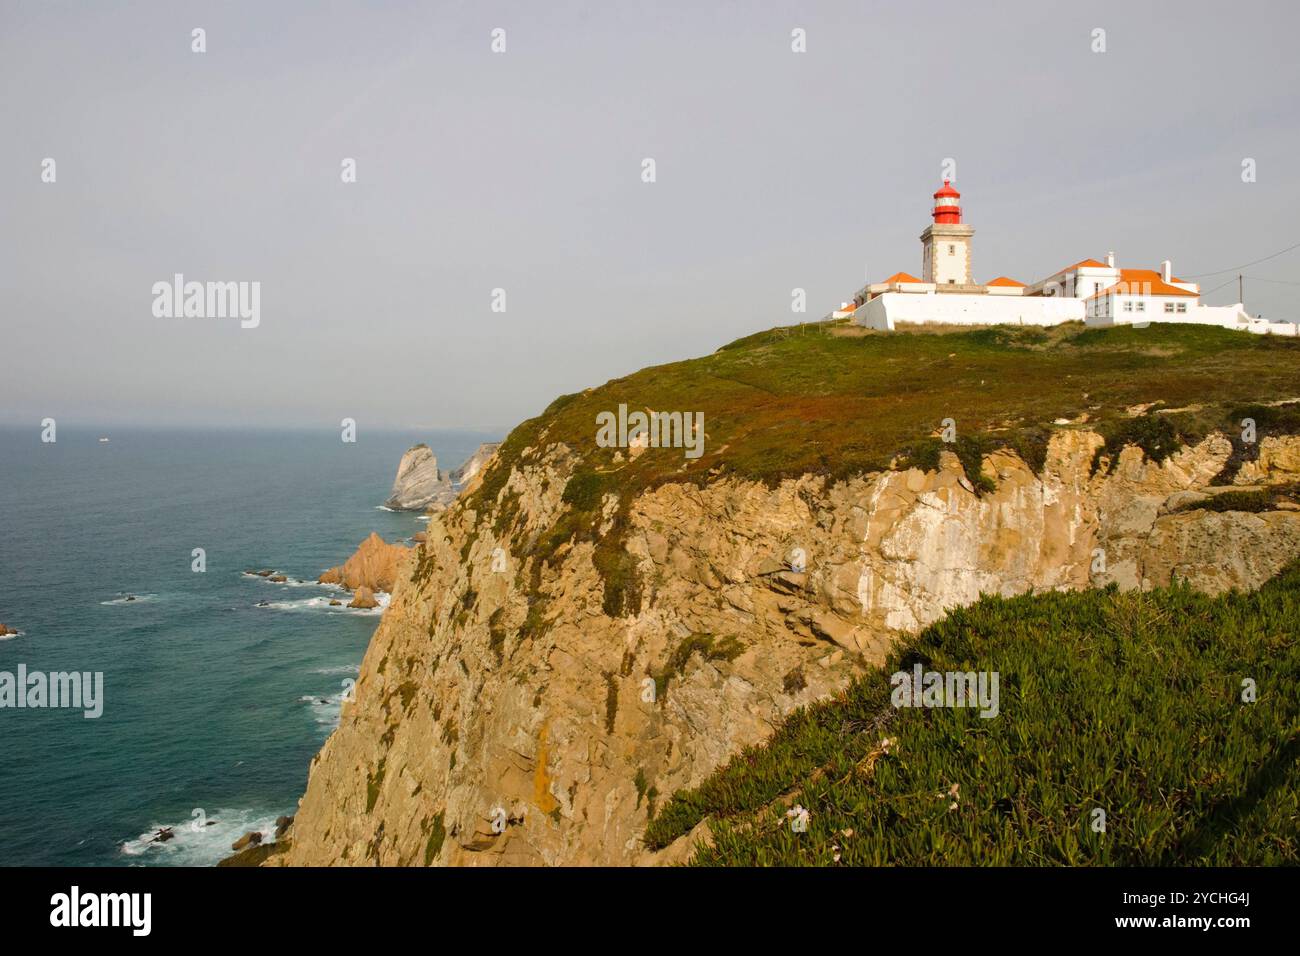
[383,444,453,511]
[318,532,411,593]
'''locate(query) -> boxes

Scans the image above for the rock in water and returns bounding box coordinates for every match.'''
[0,623,15,637]
[348,586,379,609]
[383,442,503,512]
[231,831,263,852]
[318,532,411,592]
[384,444,453,511]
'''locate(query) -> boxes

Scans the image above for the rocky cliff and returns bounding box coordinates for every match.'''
[450,442,501,488]
[276,425,1300,866]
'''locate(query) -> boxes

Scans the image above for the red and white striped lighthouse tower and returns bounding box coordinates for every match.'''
[921,180,974,285]
[931,180,962,224]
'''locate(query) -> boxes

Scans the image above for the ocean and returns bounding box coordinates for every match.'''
[0,426,500,866]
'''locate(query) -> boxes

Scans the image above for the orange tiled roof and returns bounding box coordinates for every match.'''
[1054,258,1108,274]
[880,271,923,284]
[985,276,1026,287]
[1086,269,1199,300]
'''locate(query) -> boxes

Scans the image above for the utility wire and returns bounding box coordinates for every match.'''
[1199,276,1239,296]
[1181,241,1300,278]
[1243,275,1300,286]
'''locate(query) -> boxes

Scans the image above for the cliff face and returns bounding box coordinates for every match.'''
[278,429,1300,866]
[450,442,501,488]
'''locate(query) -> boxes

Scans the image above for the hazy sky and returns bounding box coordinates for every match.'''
[3,0,1298,429]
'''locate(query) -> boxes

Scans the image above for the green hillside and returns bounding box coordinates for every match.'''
[470,321,1300,502]
[644,562,1300,865]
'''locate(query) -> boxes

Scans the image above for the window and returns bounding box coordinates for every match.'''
[1123,301,1133,312]
[1136,301,1146,312]
[948,245,955,256]
[1164,302,1175,313]
[948,279,955,284]
[1177,302,1187,313]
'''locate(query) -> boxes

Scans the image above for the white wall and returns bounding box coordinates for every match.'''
[1071,267,1120,301]
[856,292,1084,330]
[1244,318,1300,336]
[1087,301,1300,336]
[1026,265,1118,299]
[1186,303,1248,326]
[1088,294,1193,324]
[855,292,1299,336]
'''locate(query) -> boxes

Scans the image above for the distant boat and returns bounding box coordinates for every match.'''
[98,437,110,443]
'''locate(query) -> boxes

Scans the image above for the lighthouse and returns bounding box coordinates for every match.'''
[921,180,974,286]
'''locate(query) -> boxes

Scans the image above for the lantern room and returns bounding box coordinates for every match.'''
[932,180,962,224]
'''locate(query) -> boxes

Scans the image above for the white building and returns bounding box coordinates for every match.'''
[849,182,1297,336]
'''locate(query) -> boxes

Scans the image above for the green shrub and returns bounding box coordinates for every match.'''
[366,758,386,814]
[561,468,608,511]
[1175,484,1298,515]
[604,672,619,734]
[423,811,446,866]
[649,633,744,704]
[952,434,996,494]
[593,544,642,618]
[1091,414,1182,474]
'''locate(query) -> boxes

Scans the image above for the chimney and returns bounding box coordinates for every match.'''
[1161,259,1172,283]
[1106,251,1115,268]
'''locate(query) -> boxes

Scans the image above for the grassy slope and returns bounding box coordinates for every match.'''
[467,322,1300,510]
[644,563,1300,865]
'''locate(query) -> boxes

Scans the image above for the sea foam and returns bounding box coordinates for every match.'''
[120,808,285,867]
